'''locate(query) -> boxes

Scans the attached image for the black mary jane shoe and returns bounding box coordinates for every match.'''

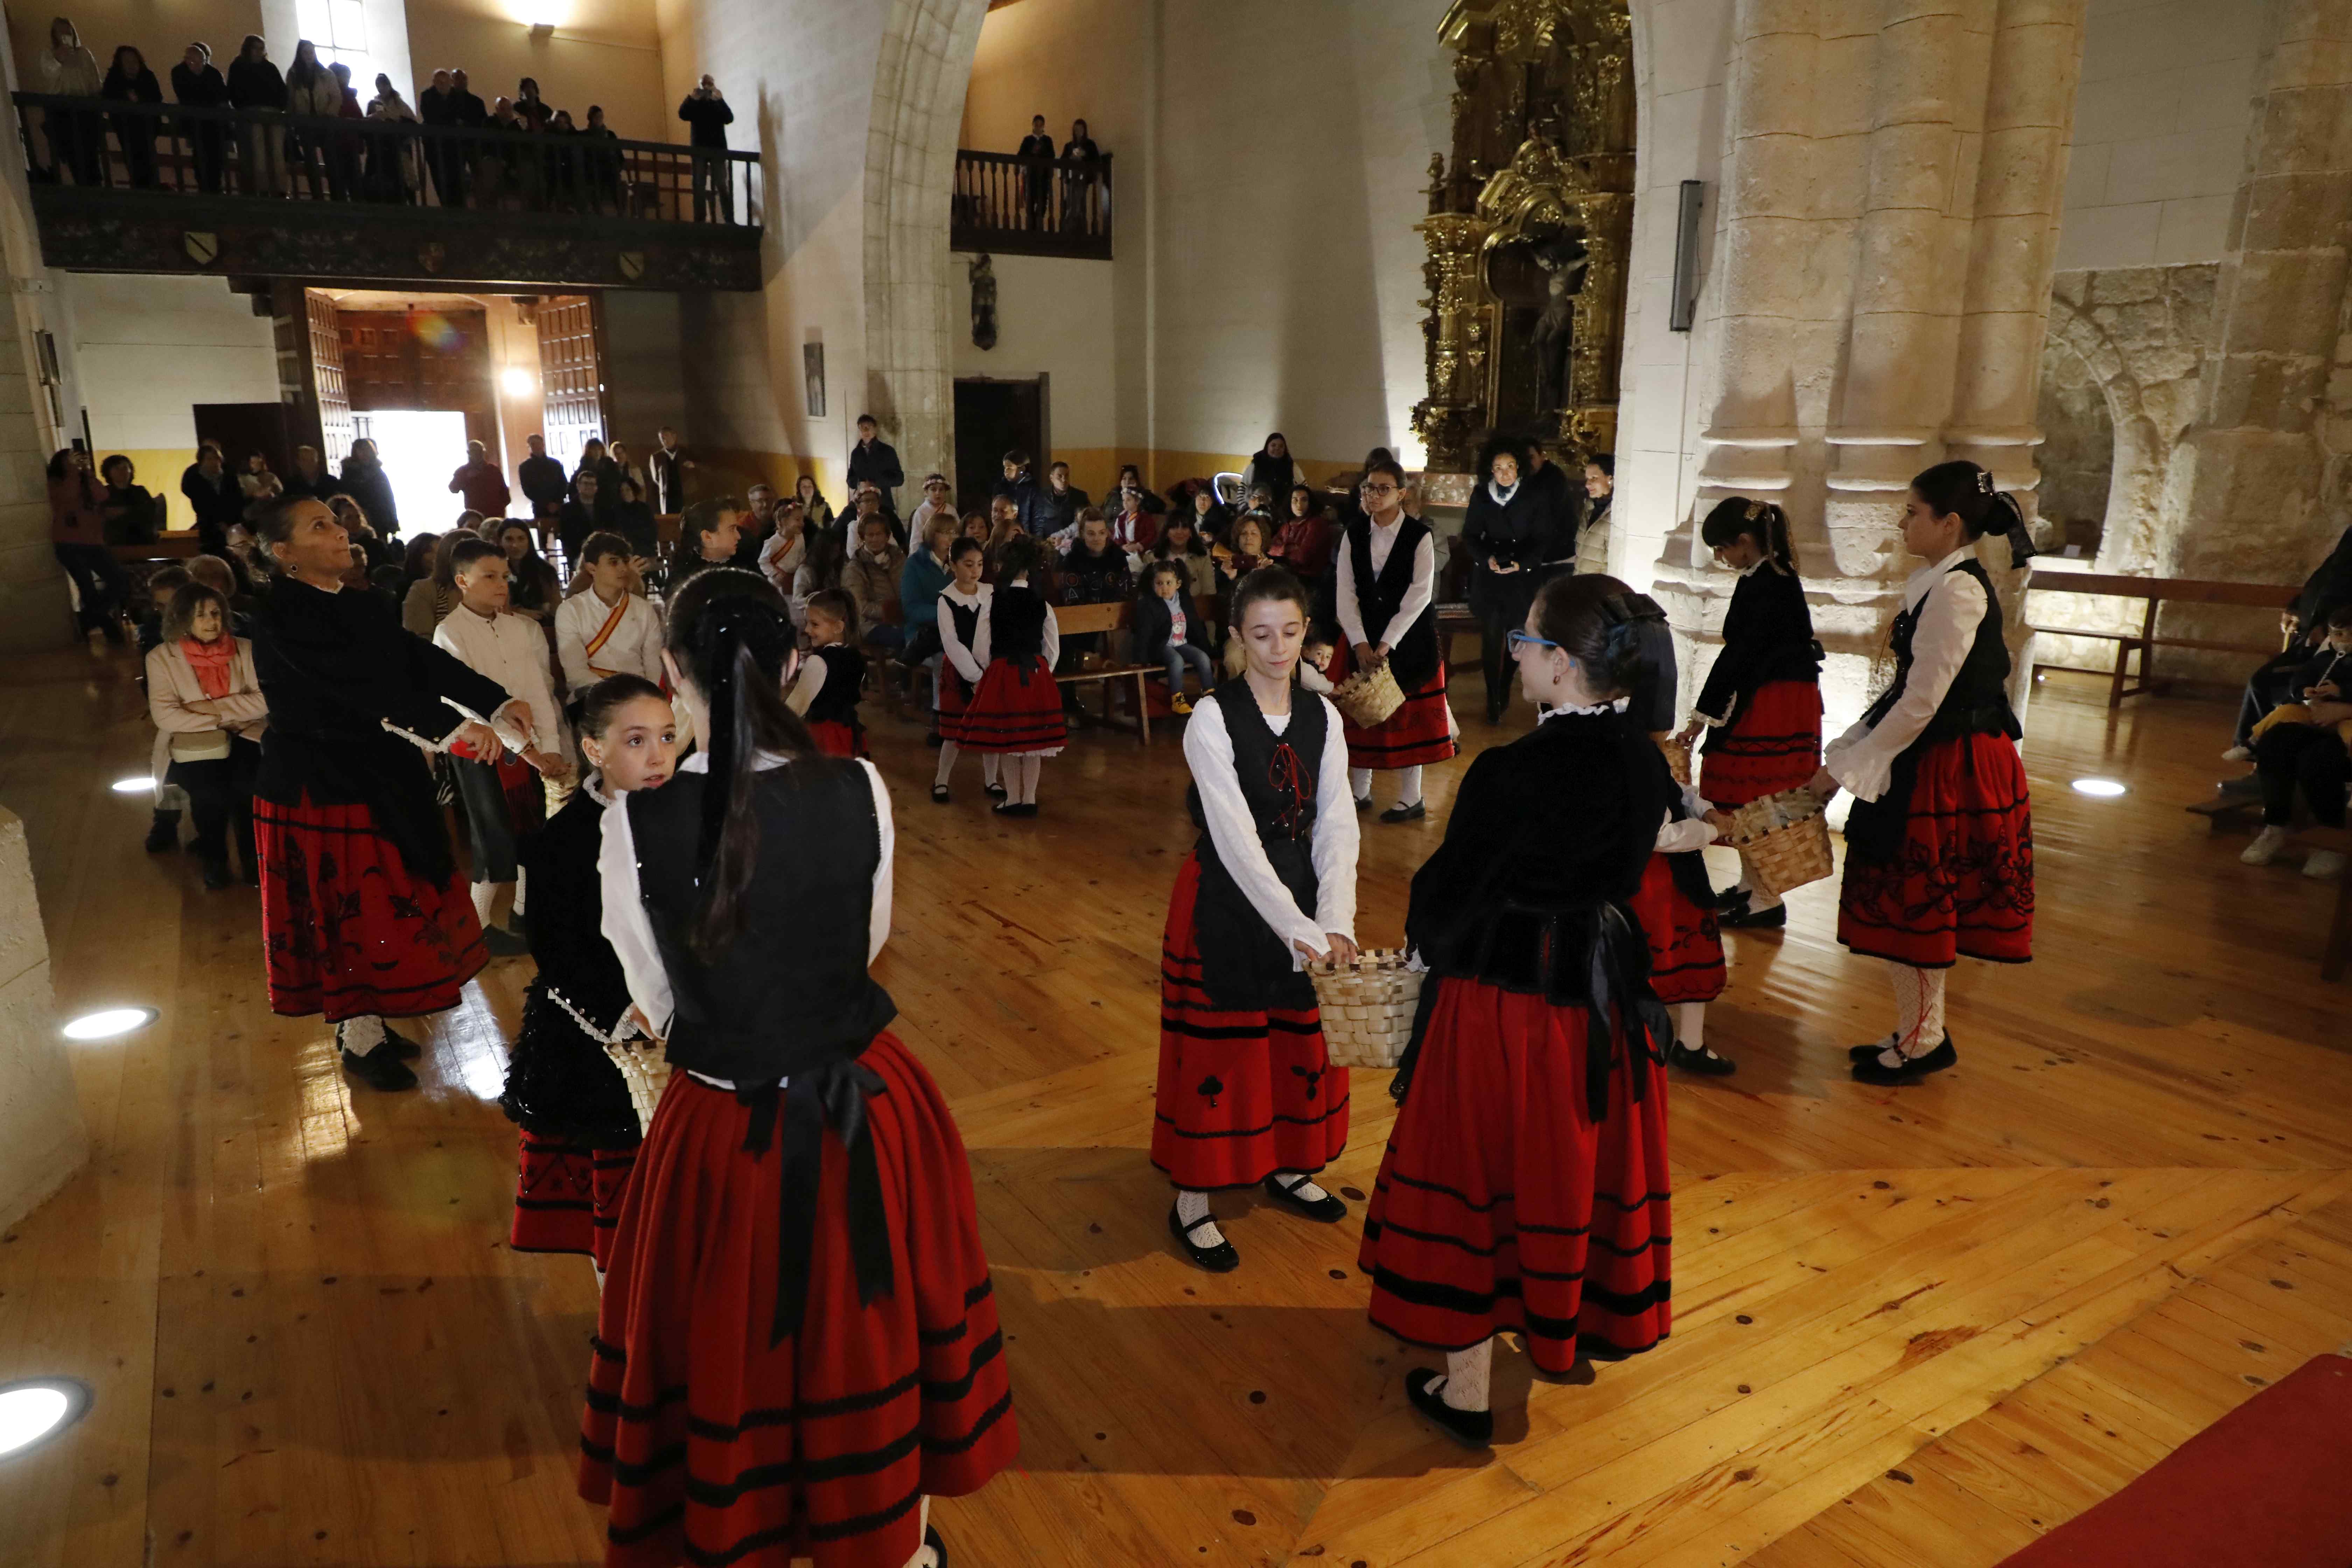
[1354,795,1373,813]
[339,1042,418,1092]
[378,1022,424,1060]
[1405,1367,1493,1449]
[931,784,952,805]
[984,782,1008,800]
[1668,1040,1737,1077]
[1717,900,1787,930]
[1715,886,1750,914]
[1379,801,1428,824]
[482,923,531,958]
[1168,1202,1240,1273]
[1850,1036,1958,1086]
[1262,1174,1348,1223]
[925,1525,948,1567]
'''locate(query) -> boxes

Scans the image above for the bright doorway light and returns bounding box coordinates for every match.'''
[61,1007,156,1041]
[355,410,476,533]
[0,1380,90,1461]
[2071,777,2127,798]
[110,776,150,794]
[500,366,536,398]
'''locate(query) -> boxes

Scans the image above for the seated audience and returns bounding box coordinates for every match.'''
[401,528,467,636]
[497,518,562,623]
[2242,604,2352,880]
[556,531,665,688]
[145,582,266,889]
[98,454,162,544]
[760,498,809,598]
[667,497,742,592]
[845,511,907,652]
[181,443,245,554]
[1134,558,1214,716]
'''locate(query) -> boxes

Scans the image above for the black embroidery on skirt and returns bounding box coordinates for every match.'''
[1197,1073,1224,1107]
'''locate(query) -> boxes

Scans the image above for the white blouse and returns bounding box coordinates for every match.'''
[1824,547,1989,803]
[1336,517,1437,651]
[597,751,896,1040]
[1181,690,1359,960]
[937,582,993,684]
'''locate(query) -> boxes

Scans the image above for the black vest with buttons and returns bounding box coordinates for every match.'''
[1183,680,1325,1011]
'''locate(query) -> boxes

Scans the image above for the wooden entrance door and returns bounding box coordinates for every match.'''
[535,294,608,472]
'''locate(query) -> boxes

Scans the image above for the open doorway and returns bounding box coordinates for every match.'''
[953,376,1046,510]
[355,410,472,534]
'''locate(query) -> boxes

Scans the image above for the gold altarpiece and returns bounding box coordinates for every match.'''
[1413,0,1634,485]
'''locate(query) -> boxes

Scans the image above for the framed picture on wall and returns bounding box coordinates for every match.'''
[803,343,826,419]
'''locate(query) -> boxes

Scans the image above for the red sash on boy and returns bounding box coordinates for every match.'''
[582,593,630,681]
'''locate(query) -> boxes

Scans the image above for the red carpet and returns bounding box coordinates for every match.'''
[1994,1353,2352,1568]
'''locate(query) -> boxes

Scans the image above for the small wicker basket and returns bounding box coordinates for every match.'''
[1330,659,1406,729]
[1307,948,1425,1070]
[1657,735,1692,786]
[603,1037,674,1135]
[1725,787,1835,899]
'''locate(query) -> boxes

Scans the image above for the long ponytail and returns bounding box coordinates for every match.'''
[1700,496,1797,576]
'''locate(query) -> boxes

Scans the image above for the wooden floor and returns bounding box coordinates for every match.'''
[2,641,2349,1568]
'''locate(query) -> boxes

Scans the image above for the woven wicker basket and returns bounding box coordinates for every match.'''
[1725,787,1834,899]
[602,1037,674,1135]
[1657,735,1692,786]
[1307,948,1424,1070]
[1330,659,1406,729]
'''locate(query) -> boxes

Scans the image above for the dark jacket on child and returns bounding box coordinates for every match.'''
[1132,586,1208,663]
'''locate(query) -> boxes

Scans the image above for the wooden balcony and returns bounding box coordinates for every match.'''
[951,148,1112,260]
[12,93,764,292]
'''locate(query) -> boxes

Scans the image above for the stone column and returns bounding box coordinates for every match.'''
[0,806,88,1231]
[0,42,74,654]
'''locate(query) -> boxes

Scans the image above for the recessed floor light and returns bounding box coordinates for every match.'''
[0,1380,90,1461]
[61,1007,156,1041]
[2071,777,2127,798]
[110,776,150,794]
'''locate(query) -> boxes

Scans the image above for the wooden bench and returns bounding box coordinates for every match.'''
[110,535,200,565]
[1052,600,1156,743]
[1434,602,1480,674]
[2027,570,2298,709]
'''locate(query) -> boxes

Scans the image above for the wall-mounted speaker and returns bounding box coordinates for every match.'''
[1670,179,1704,332]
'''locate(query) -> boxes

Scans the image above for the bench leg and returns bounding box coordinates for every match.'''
[1135,674,1150,745]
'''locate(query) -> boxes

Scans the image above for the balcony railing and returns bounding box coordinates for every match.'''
[11,93,764,290]
[951,148,1112,260]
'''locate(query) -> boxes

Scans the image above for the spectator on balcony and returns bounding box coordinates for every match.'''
[847,414,903,513]
[518,434,567,519]
[514,77,553,131]
[677,74,734,223]
[172,43,230,194]
[449,439,512,517]
[1018,113,1055,228]
[1062,118,1102,234]
[419,69,463,205]
[182,443,244,554]
[648,426,693,513]
[282,41,336,198]
[548,108,584,209]
[100,45,164,190]
[339,438,398,536]
[363,74,420,202]
[582,104,622,214]
[37,19,102,187]
[282,444,343,506]
[321,60,366,199]
[451,69,488,204]
[478,96,528,208]
[226,35,287,197]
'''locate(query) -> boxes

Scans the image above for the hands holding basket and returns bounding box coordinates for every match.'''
[1293,932,1362,967]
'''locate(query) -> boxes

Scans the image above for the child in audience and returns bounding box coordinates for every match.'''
[146,582,268,889]
[955,535,1065,816]
[933,536,1003,804]
[785,587,870,758]
[555,532,665,688]
[1137,559,1216,716]
[1676,497,1824,929]
[502,674,676,1282]
[433,537,570,954]
[136,565,200,852]
[1148,512,1219,618]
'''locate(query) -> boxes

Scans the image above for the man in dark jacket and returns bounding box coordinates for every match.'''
[846,414,903,513]
[417,68,462,205]
[1018,113,1055,228]
[448,439,510,517]
[337,437,399,536]
[677,74,734,222]
[648,426,692,513]
[518,433,567,517]
[282,444,344,505]
[1522,437,1581,579]
[171,44,231,193]
[180,442,245,553]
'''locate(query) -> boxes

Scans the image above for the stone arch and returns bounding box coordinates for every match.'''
[2042,291,2168,577]
[861,0,992,485]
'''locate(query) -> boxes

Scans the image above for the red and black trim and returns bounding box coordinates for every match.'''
[1627,854,1726,1006]
[1837,732,2034,968]
[1698,678,1822,807]
[1326,638,1457,772]
[510,1133,639,1269]
[950,655,1067,754]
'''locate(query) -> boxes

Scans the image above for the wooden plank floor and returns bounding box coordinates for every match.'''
[1,642,2347,1568]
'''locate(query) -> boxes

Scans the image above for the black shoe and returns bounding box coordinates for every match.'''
[482,923,530,958]
[1168,1202,1239,1272]
[932,784,951,804]
[1717,901,1787,929]
[1669,1040,1737,1076]
[992,799,1018,817]
[1715,887,1751,915]
[145,810,181,853]
[984,782,1007,800]
[340,1044,418,1091]
[379,1023,424,1060]
[1847,1036,1895,1064]
[1404,1367,1492,1449]
[508,912,530,940]
[926,1526,948,1568]
[1379,801,1428,824]
[1354,795,1372,813]
[200,856,231,891]
[1851,1036,1958,1085]
[1262,1174,1348,1223]
[1009,802,1038,818]
[239,858,260,887]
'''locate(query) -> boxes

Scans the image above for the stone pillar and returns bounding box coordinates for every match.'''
[0,40,75,654]
[2169,0,2352,655]
[0,806,88,1231]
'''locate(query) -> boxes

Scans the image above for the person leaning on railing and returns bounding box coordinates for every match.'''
[171,42,230,193]
[37,18,102,186]
[99,44,163,189]
[677,73,734,222]
[224,34,287,196]
[363,74,421,201]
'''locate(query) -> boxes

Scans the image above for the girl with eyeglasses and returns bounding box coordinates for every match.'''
[1328,457,1457,821]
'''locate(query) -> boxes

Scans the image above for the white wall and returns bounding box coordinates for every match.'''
[2054,0,2270,271]
[949,250,1114,486]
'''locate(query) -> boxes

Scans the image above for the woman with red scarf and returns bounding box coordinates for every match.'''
[146,582,268,888]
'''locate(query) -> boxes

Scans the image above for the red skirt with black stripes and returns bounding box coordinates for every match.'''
[1327,641,1458,772]
[1628,855,1726,1006]
[1699,679,1823,807]
[950,655,1067,755]
[1837,732,2034,968]
[578,1036,1017,1568]
[1359,976,1672,1372]
[1150,853,1349,1190]
[807,719,868,760]
[254,793,487,1021]
[511,1132,639,1269]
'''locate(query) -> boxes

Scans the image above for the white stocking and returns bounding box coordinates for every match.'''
[1272,1170,1330,1203]
[1174,1188,1226,1249]
[1349,767,1372,802]
[1734,848,1782,909]
[340,1013,386,1057]
[1880,964,1948,1066]
[1395,765,1424,807]
[903,1496,936,1568]
[982,752,1001,789]
[1015,753,1042,804]
[512,866,527,919]
[934,741,960,789]
[1674,1001,1706,1051]
[471,880,500,928]
[1429,1338,1493,1413]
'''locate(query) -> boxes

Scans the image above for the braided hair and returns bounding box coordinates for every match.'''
[1910,459,2038,567]
[661,568,818,957]
[1699,495,1796,576]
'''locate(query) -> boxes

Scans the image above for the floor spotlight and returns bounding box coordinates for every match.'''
[0,1379,91,1462]
[109,776,150,794]
[2070,777,2127,798]
[61,1007,157,1041]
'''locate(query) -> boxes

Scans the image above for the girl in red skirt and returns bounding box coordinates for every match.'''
[502,675,678,1279]
[1676,497,1823,931]
[930,537,1003,805]
[583,569,1015,1568]
[248,496,528,1093]
[1153,566,1360,1272]
[1360,574,1676,1449]
[1633,785,1734,1076]
[787,588,870,758]
[1334,456,1457,823]
[950,534,1065,818]
[1815,460,2035,1086]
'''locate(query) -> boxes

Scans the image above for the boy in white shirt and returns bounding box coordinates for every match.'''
[555,531,666,688]
[433,537,570,953]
